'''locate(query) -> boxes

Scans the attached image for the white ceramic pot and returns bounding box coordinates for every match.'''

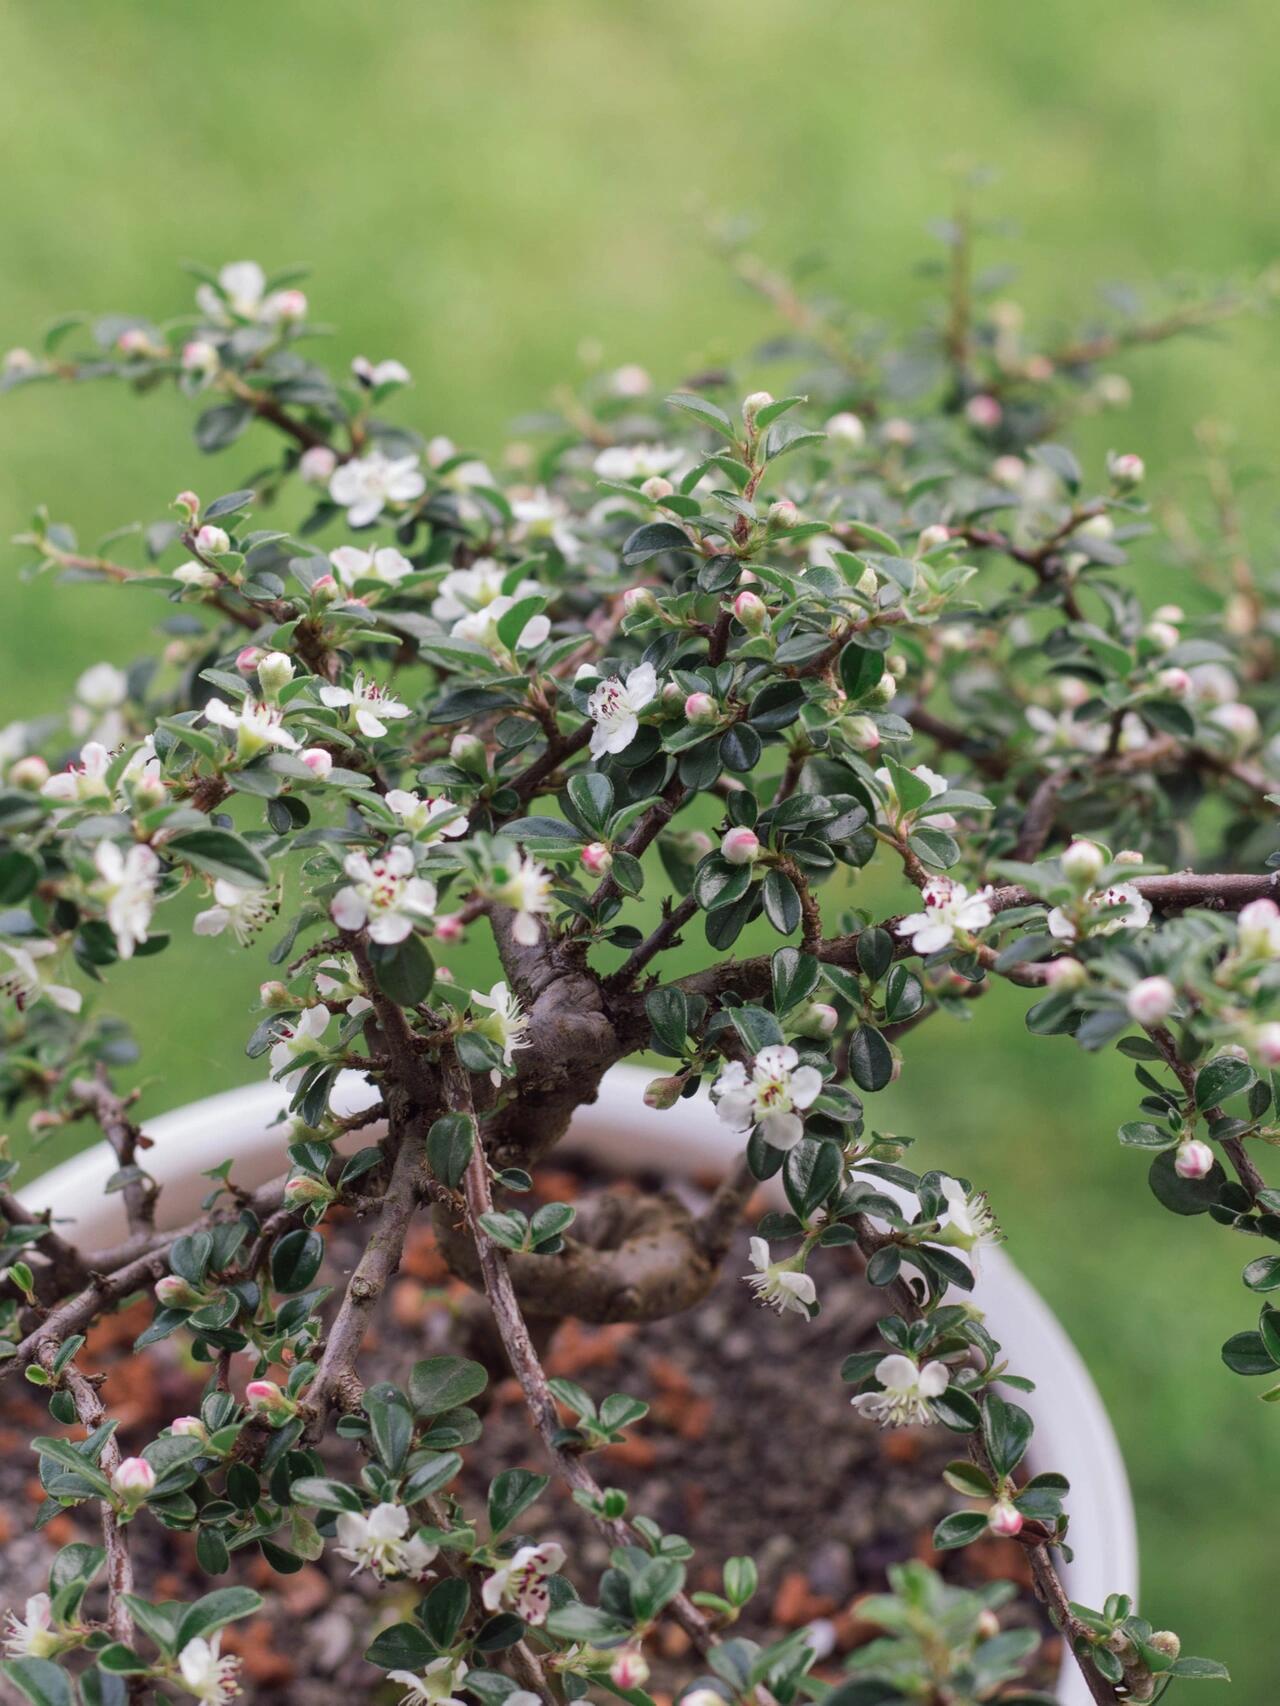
[26,1065,1136,1705]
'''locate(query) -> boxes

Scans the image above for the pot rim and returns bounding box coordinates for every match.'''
[24,1065,1136,1706]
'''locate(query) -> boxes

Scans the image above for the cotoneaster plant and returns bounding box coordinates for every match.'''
[0,203,1275,1706]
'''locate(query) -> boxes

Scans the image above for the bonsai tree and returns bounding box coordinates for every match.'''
[0,204,1272,1705]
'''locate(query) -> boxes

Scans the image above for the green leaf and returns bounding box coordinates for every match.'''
[488,1467,549,1535]
[981,1393,1033,1479]
[666,391,737,440]
[400,1452,464,1502]
[174,1587,263,1653]
[410,1355,488,1415]
[1243,1254,1280,1293]
[567,771,614,835]
[421,1578,470,1650]
[762,868,801,935]
[0,1660,72,1706]
[646,987,690,1056]
[0,850,40,904]
[365,1622,436,1671]
[622,521,693,565]
[857,927,894,982]
[1148,1148,1224,1216]
[270,1227,324,1293]
[1195,1055,1254,1110]
[839,639,886,702]
[728,1004,784,1054]
[168,828,270,888]
[783,1138,841,1222]
[1221,1331,1277,1376]
[427,1113,475,1189]
[771,947,819,1013]
[932,1510,990,1550]
[849,1025,894,1092]
[369,934,434,1006]
[1167,1657,1230,1680]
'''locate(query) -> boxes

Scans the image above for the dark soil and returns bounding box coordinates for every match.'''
[0,1158,1060,1701]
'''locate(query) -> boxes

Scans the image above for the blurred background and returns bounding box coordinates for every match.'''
[1,0,1277,1689]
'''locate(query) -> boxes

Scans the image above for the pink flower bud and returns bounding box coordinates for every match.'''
[196,524,230,557]
[1157,667,1191,697]
[1025,354,1056,382]
[311,573,339,605]
[643,1073,687,1110]
[991,455,1026,488]
[173,490,201,520]
[283,1174,335,1209]
[154,1275,206,1310]
[965,394,1003,431]
[1113,848,1144,866]
[988,1500,1024,1537]
[244,1379,294,1422]
[976,1609,1001,1640]
[621,586,656,615]
[270,288,308,322]
[685,691,717,724]
[843,714,880,753]
[733,590,768,632]
[434,913,465,944]
[881,417,915,447]
[1255,1022,1280,1067]
[295,748,332,781]
[581,842,613,876]
[170,1416,208,1440]
[450,732,486,767]
[794,1001,839,1038]
[1174,1139,1215,1180]
[1144,621,1180,651]
[640,475,674,500]
[299,445,338,485]
[236,646,264,676]
[742,390,774,425]
[721,826,761,866]
[1110,452,1146,487]
[1042,957,1087,989]
[259,981,293,1009]
[917,524,950,553]
[111,1457,156,1498]
[117,327,151,357]
[768,499,798,527]
[610,1646,650,1690]
[825,411,866,447]
[8,755,49,790]
[181,340,219,375]
[685,830,714,859]
[1126,976,1177,1026]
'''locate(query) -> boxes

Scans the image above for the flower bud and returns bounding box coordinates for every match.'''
[988,1500,1024,1537]
[244,1379,296,1422]
[742,390,774,426]
[283,1174,336,1209]
[1061,839,1105,887]
[1076,513,1115,542]
[965,394,1003,430]
[991,455,1026,488]
[270,288,308,322]
[1210,701,1260,753]
[643,1073,687,1110]
[434,913,465,944]
[1255,1022,1280,1067]
[299,444,338,485]
[621,586,656,615]
[610,363,651,397]
[1095,373,1132,408]
[882,417,915,447]
[117,327,151,357]
[976,1609,1001,1640]
[1042,957,1087,990]
[684,691,717,724]
[640,475,674,500]
[1156,667,1191,697]
[1114,848,1144,865]
[154,1274,208,1310]
[8,755,49,790]
[793,1001,839,1039]
[173,490,201,521]
[236,646,264,676]
[865,670,897,709]
[610,1646,650,1690]
[733,589,769,632]
[196,524,231,557]
[257,651,296,698]
[299,747,334,780]
[1153,604,1184,625]
[1149,1631,1182,1659]
[181,340,219,377]
[721,826,761,866]
[449,731,487,769]
[170,1415,208,1441]
[684,830,714,859]
[1144,620,1180,651]
[1109,451,1146,488]
[3,347,38,376]
[1174,1139,1215,1180]
[111,1457,156,1500]
[1126,976,1177,1026]
[259,980,293,1010]
[917,524,950,554]
[843,714,880,753]
[768,498,798,527]
[173,562,220,590]
[581,842,613,876]
[825,411,866,447]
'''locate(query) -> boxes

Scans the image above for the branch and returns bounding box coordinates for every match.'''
[71,1066,157,1237]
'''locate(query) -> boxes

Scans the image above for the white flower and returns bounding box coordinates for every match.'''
[331,845,437,944]
[1209,700,1260,753]
[319,673,412,739]
[201,696,299,760]
[935,1176,1002,1253]
[451,595,550,656]
[386,1657,470,1706]
[874,762,954,829]
[314,955,372,1019]
[193,880,277,946]
[385,789,469,845]
[587,661,658,758]
[431,559,541,624]
[352,355,411,388]
[471,981,530,1080]
[481,1541,565,1625]
[268,1005,330,1087]
[894,879,995,956]
[329,545,415,591]
[1025,704,1107,759]
[70,661,129,746]
[510,487,580,558]
[41,740,112,804]
[177,1633,242,1705]
[493,853,553,945]
[173,561,220,590]
[334,1502,435,1579]
[328,449,425,527]
[1238,898,1280,960]
[744,1236,817,1317]
[195,260,269,324]
[92,842,159,959]
[593,444,684,482]
[712,1044,824,1151]
[3,1593,58,1660]
[851,1353,950,1428]
[0,940,82,1014]
[1047,881,1152,942]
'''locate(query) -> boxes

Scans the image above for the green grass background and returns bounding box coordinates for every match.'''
[1,0,1277,1688]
